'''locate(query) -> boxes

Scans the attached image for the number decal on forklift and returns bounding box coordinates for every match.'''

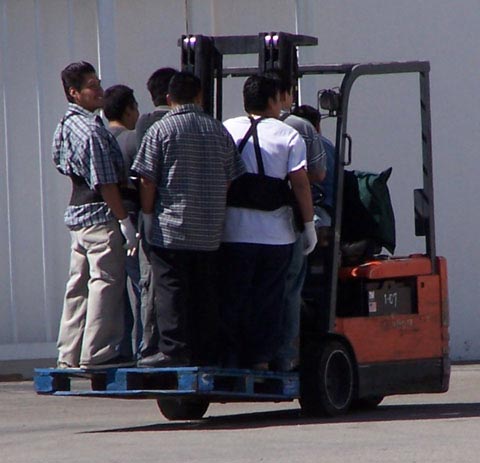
[383,292,398,308]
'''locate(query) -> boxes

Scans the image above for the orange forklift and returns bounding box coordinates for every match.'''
[180,31,450,416]
[35,32,449,419]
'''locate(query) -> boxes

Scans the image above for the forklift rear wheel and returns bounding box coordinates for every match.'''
[157,397,209,421]
[300,340,355,417]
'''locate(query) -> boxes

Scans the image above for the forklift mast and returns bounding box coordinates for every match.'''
[178,33,437,334]
[179,32,317,119]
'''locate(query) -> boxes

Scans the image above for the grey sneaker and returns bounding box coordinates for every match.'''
[80,355,136,370]
[56,361,81,370]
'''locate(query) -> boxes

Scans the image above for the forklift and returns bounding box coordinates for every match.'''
[35,32,449,420]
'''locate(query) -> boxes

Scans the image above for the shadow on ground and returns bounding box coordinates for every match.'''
[86,402,480,433]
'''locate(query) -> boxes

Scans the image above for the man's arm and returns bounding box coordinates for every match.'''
[138,177,156,243]
[288,168,314,223]
[307,134,327,183]
[100,183,138,255]
[289,167,317,255]
[308,166,326,183]
[139,177,156,213]
[100,183,128,219]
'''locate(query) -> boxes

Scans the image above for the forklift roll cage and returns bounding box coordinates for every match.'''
[179,32,437,333]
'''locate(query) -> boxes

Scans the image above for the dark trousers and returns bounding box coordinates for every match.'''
[219,242,292,366]
[149,246,220,365]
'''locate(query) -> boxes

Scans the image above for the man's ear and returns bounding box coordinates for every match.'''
[69,86,78,101]
[166,94,172,106]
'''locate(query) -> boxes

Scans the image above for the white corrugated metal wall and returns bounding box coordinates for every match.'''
[0,0,479,368]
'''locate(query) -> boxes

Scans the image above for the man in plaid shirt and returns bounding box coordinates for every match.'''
[52,61,137,370]
[132,72,245,367]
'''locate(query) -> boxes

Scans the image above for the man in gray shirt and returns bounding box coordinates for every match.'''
[104,84,141,359]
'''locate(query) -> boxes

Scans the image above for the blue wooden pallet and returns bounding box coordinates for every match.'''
[34,366,299,402]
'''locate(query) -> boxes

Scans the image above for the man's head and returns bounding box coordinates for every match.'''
[264,69,294,111]
[166,72,202,106]
[243,74,281,117]
[292,104,321,133]
[147,67,177,106]
[103,84,139,130]
[61,61,103,112]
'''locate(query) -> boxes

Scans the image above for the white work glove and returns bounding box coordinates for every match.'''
[119,216,138,256]
[141,212,153,244]
[302,221,318,255]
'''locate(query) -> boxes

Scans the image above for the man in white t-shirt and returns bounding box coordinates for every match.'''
[221,74,317,370]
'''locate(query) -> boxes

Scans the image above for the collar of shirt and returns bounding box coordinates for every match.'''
[66,102,99,118]
[154,105,171,112]
[166,103,203,117]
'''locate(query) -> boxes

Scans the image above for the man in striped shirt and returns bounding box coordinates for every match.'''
[132,72,245,367]
[52,61,137,370]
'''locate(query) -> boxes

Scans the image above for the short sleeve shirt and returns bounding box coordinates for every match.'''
[132,104,245,251]
[52,103,124,229]
[282,112,326,173]
[222,116,307,245]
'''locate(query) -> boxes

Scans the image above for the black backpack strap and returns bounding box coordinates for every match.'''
[250,117,266,176]
[279,112,290,121]
[238,122,255,153]
[237,117,266,176]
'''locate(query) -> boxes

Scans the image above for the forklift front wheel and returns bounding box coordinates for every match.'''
[352,396,384,409]
[157,397,209,421]
[300,340,355,417]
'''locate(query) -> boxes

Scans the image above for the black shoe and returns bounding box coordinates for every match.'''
[80,355,136,370]
[137,352,190,368]
[269,358,295,372]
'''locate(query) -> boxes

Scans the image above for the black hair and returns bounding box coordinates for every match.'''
[243,74,280,113]
[263,69,293,94]
[147,67,177,106]
[167,71,201,104]
[292,104,321,130]
[61,61,97,103]
[103,85,137,121]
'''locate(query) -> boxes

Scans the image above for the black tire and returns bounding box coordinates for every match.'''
[300,340,355,417]
[352,396,384,410]
[157,397,209,421]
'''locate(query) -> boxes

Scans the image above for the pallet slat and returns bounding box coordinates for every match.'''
[34,366,299,401]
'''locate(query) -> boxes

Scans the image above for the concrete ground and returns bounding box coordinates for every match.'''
[2,364,480,463]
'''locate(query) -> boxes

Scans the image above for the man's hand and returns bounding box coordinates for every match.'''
[119,216,138,256]
[302,221,318,255]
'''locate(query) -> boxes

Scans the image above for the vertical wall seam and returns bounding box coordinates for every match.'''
[67,0,75,60]
[184,0,190,35]
[1,0,18,343]
[96,0,117,88]
[34,0,52,341]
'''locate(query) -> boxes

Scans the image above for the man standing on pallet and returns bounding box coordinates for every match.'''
[53,61,137,370]
[135,67,177,360]
[267,70,327,372]
[221,74,317,371]
[132,71,244,368]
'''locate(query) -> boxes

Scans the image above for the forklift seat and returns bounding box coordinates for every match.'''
[340,238,382,267]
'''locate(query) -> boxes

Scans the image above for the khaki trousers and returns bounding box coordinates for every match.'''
[57,221,126,366]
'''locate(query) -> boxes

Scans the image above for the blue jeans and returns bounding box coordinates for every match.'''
[219,242,292,367]
[275,236,306,369]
